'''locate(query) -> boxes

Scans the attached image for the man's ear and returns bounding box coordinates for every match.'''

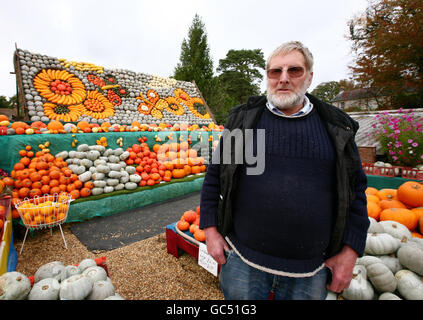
[308,71,314,88]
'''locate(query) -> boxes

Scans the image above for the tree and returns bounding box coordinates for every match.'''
[173,14,214,101]
[347,0,423,108]
[204,77,238,125]
[0,96,9,109]
[311,81,342,103]
[311,79,359,103]
[216,49,265,105]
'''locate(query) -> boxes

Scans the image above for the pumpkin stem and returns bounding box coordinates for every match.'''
[42,285,49,290]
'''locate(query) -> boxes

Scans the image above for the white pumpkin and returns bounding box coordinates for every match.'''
[34,261,65,283]
[28,278,60,300]
[61,265,81,281]
[78,258,97,272]
[367,217,384,233]
[366,262,397,293]
[395,270,423,300]
[87,280,115,300]
[59,274,93,300]
[365,233,400,255]
[378,220,412,240]
[0,272,31,300]
[378,292,402,300]
[378,256,403,274]
[397,244,423,276]
[325,291,338,300]
[82,266,107,282]
[341,265,374,300]
[77,144,90,152]
[356,255,382,268]
[411,237,423,250]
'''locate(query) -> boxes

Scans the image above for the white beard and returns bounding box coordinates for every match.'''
[266,79,310,110]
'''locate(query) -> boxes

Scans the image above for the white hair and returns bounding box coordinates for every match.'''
[266,41,314,72]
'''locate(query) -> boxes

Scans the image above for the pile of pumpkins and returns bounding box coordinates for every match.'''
[55,143,142,195]
[0,116,223,136]
[327,181,423,300]
[176,206,205,242]
[0,258,124,300]
[4,145,93,208]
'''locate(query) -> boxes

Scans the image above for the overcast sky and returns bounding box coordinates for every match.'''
[0,0,369,99]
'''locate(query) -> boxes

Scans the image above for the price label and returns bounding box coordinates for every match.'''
[198,243,218,277]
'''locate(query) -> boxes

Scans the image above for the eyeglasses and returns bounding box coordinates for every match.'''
[266,66,305,79]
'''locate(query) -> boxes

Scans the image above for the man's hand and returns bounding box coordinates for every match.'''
[204,226,230,265]
[324,245,358,293]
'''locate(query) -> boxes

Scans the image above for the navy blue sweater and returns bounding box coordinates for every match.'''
[202,107,338,275]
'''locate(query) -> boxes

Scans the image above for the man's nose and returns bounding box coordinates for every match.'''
[279,70,290,83]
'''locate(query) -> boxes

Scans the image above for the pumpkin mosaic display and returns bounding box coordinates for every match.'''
[16,48,214,125]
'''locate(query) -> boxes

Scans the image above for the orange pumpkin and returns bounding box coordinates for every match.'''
[397,181,423,208]
[194,229,206,242]
[366,194,380,204]
[177,219,190,231]
[172,168,186,179]
[183,210,197,224]
[411,207,423,222]
[30,121,47,129]
[77,121,90,130]
[412,231,423,239]
[365,187,379,196]
[379,199,406,210]
[80,187,92,197]
[380,207,419,231]
[189,223,199,235]
[47,120,64,131]
[367,201,382,220]
[376,188,398,201]
[10,121,30,130]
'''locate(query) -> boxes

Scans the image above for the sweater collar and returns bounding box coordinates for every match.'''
[266,95,313,118]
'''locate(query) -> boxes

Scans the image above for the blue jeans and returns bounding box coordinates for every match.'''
[220,249,329,300]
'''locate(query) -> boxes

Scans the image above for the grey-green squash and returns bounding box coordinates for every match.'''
[0,272,31,300]
[28,278,60,300]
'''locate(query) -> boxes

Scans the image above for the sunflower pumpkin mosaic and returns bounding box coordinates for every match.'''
[33,69,86,106]
[17,48,215,125]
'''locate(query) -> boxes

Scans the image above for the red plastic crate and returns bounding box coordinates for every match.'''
[401,167,423,180]
[362,163,402,177]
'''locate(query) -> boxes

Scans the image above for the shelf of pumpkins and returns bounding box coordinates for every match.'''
[2,135,211,228]
[327,181,423,300]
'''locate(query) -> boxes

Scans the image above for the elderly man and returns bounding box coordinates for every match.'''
[199,41,369,300]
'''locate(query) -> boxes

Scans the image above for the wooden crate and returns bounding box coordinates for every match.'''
[358,146,376,163]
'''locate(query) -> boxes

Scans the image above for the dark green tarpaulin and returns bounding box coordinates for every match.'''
[66,174,205,223]
[366,175,418,190]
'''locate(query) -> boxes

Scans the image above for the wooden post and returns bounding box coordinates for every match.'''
[13,43,28,121]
